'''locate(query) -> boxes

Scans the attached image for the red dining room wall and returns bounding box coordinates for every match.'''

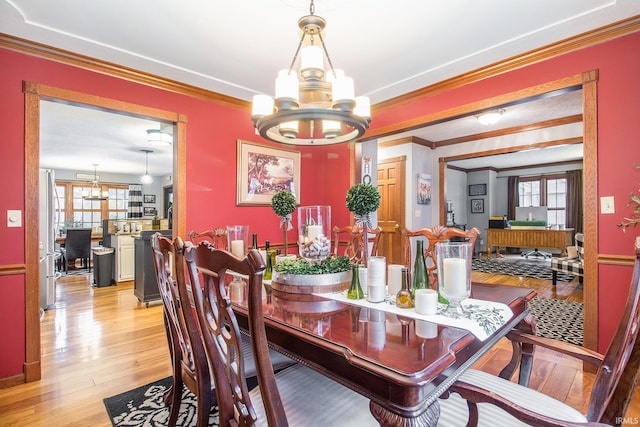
[0,46,350,379]
[370,31,640,353]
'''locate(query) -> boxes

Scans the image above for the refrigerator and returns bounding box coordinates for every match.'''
[39,169,60,311]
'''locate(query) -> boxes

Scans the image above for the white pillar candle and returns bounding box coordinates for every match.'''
[231,239,245,258]
[367,257,386,303]
[306,225,322,241]
[387,264,404,296]
[443,258,467,298]
[230,278,244,303]
[414,289,438,315]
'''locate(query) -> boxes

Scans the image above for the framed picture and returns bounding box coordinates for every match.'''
[416,173,431,205]
[143,194,156,204]
[143,207,157,217]
[236,139,301,206]
[468,183,487,196]
[470,199,484,214]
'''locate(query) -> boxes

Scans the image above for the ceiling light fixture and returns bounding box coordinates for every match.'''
[83,164,109,201]
[476,109,505,126]
[251,0,371,146]
[140,149,154,184]
[146,129,173,146]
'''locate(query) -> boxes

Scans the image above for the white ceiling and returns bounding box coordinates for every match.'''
[4,0,637,174]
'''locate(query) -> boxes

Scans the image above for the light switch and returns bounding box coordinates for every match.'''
[415,210,421,217]
[7,210,22,227]
[601,196,615,214]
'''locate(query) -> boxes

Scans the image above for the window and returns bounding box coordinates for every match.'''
[57,181,129,229]
[518,174,567,227]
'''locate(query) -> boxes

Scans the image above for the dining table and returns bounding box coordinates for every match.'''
[231,281,536,426]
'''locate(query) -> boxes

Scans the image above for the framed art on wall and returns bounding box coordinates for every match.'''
[470,198,484,214]
[236,139,301,206]
[143,207,157,217]
[468,183,487,196]
[417,173,431,205]
[143,194,156,204]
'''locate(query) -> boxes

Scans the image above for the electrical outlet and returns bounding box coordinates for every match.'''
[601,196,615,214]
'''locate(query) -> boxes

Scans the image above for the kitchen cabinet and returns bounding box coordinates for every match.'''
[134,230,171,307]
[113,234,135,282]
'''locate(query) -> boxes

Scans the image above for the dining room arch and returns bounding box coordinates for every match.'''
[23,81,187,381]
[370,71,598,353]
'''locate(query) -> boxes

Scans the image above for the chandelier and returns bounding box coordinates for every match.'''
[140,149,154,184]
[83,164,109,201]
[251,0,371,146]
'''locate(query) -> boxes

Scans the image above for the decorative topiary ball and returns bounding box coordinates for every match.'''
[346,183,381,216]
[271,190,297,217]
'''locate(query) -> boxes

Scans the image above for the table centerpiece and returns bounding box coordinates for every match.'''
[271,255,351,294]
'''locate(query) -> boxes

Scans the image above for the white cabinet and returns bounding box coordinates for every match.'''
[113,235,135,282]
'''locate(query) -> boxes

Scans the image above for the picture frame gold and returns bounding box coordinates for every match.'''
[236,139,301,206]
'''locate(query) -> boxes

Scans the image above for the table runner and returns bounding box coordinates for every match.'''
[313,291,513,341]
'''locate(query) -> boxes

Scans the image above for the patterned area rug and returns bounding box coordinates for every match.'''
[103,377,219,426]
[472,258,576,282]
[527,296,583,346]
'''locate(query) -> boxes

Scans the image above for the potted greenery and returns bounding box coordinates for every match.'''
[271,255,352,294]
[345,183,381,265]
[271,190,297,254]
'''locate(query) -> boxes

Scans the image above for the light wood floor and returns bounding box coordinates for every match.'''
[0,269,637,425]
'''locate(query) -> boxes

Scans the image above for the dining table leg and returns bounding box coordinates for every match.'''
[369,400,440,426]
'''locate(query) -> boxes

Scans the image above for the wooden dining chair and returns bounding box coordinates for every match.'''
[332,225,382,263]
[183,242,378,426]
[437,236,640,426]
[402,225,481,287]
[188,227,228,249]
[150,233,214,427]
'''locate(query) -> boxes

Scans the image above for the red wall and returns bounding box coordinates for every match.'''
[372,32,640,352]
[2,30,640,379]
[0,47,351,378]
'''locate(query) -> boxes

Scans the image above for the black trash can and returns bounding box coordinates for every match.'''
[93,247,115,287]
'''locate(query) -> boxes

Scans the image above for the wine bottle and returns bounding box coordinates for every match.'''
[412,239,429,299]
[251,233,258,250]
[347,264,365,300]
[264,240,273,280]
[395,267,414,308]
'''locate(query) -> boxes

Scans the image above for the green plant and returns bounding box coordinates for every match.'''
[345,183,380,216]
[271,191,297,217]
[273,256,351,275]
[618,163,640,232]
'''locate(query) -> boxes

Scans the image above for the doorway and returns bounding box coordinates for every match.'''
[24,81,187,382]
[377,157,406,264]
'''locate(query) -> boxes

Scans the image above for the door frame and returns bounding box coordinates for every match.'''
[23,81,187,381]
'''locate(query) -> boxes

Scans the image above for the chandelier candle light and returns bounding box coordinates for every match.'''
[83,164,109,201]
[251,0,371,145]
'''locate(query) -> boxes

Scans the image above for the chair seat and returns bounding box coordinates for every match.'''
[551,257,584,276]
[240,333,295,377]
[249,364,377,426]
[437,369,587,426]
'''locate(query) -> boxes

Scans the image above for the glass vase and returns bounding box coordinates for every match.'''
[297,205,331,262]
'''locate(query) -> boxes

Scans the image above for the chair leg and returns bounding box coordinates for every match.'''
[552,270,558,286]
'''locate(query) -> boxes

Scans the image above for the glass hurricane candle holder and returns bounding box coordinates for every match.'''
[297,205,331,262]
[436,241,472,317]
[227,225,250,258]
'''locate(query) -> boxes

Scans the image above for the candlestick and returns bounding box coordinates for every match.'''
[443,258,467,298]
[231,239,245,258]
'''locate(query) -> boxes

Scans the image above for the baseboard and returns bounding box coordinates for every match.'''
[0,373,25,389]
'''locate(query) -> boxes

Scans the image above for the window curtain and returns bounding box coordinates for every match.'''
[127,184,143,218]
[507,176,519,220]
[566,169,583,233]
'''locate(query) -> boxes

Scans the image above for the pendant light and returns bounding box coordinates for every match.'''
[83,164,109,201]
[140,149,154,184]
